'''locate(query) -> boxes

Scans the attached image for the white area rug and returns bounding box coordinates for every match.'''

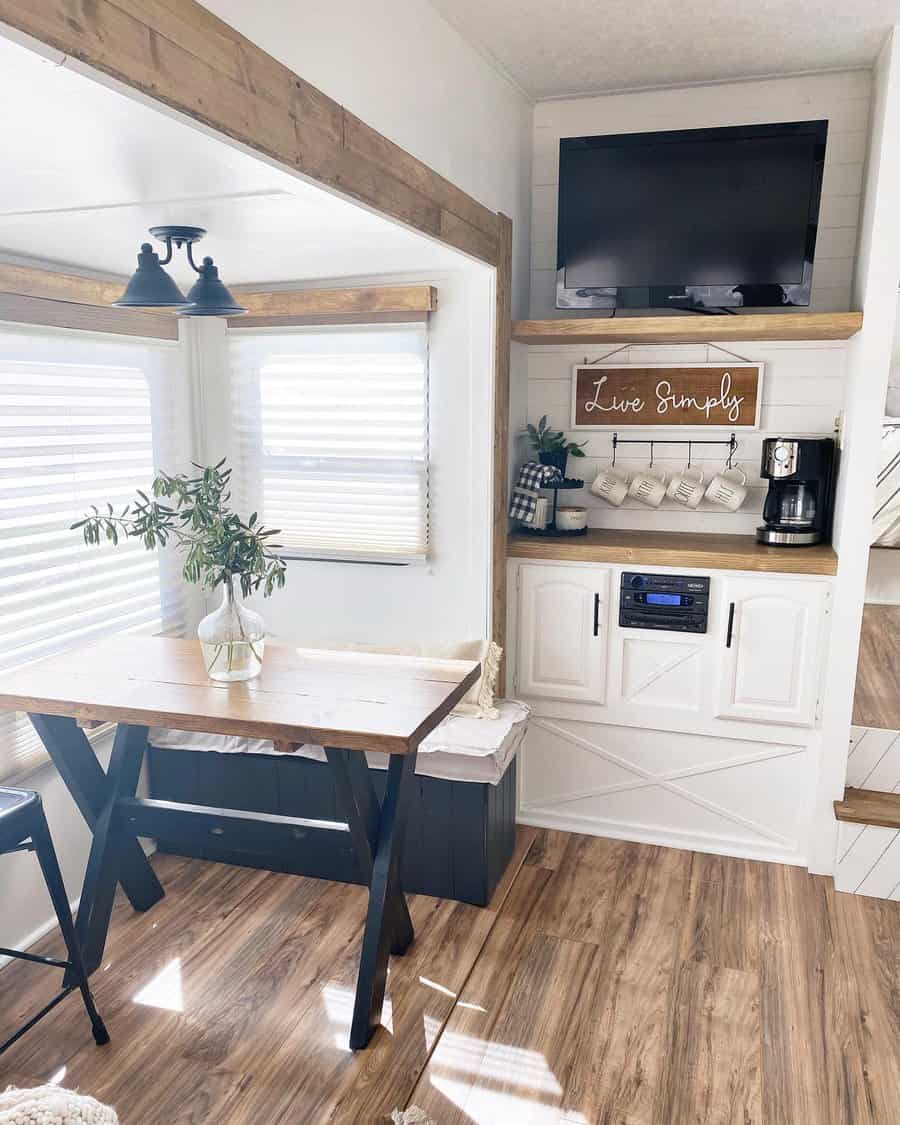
[391,1109,436,1125]
[0,1086,118,1125]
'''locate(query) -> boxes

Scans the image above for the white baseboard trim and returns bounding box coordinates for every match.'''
[0,840,157,972]
[0,895,80,972]
[516,810,806,867]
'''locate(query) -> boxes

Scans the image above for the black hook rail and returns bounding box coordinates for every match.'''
[611,432,738,469]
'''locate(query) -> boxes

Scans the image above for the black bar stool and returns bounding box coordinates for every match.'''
[0,786,109,1055]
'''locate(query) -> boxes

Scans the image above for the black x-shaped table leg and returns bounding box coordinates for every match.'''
[29,715,164,945]
[31,713,417,1049]
[325,747,418,1049]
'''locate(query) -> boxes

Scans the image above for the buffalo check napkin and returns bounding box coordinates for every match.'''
[509,461,563,522]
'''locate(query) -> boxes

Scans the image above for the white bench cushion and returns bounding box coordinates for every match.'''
[149,700,530,786]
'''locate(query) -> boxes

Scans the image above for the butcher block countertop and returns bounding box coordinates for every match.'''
[508,529,839,576]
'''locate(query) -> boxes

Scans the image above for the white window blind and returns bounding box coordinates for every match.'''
[229,325,429,561]
[0,326,189,781]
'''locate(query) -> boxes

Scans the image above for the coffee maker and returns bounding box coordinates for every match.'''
[757,437,836,546]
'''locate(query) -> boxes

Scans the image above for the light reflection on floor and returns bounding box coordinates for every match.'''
[132,957,184,1012]
[323,983,393,1048]
[422,1025,593,1124]
[431,1073,589,1124]
[431,1030,562,1094]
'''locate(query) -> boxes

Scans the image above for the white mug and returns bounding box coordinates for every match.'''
[666,466,706,509]
[628,465,668,508]
[556,506,587,531]
[590,464,631,507]
[705,465,748,511]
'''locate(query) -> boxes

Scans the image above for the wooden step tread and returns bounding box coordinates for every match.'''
[834,787,900,830]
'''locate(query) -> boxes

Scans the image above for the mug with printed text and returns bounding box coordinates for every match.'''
[590,463,631,507]
[704,465,748,511]
[666,465,706,510]
[628,465,668,508]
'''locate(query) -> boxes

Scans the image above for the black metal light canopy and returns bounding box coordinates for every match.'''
[113,226,247,317]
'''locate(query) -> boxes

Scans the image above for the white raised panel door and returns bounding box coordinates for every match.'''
[517,563,609,702]
[715,578,830,726]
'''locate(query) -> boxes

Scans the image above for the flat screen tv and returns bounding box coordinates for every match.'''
[556,120,828,312]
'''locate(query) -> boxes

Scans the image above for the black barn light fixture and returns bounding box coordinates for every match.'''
[113,226,247,317]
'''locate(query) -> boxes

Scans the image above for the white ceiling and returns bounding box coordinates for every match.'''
[430,0,898,99]
[0,35,470,286]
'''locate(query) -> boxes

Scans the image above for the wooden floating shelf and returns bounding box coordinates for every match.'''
[511,311,863,345]
[508,528,839,576]
[834,787,900,830]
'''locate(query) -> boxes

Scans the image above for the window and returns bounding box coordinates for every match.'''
[229,325,429,562]
[0,326,188,781]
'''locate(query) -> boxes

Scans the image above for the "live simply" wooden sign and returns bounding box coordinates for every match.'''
[571,363,763,430]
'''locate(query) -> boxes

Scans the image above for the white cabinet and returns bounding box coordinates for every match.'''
[516,563,610,702]
[714,577,830,727]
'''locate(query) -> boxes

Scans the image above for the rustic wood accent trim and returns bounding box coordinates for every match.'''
[834,787,900,830]
[0,0,499,266]
[0,292,178,340]
[508,529,839,576]
[0,267,435,324]
[511,311,864,345]
[0,261,126,307]
[231,284,437,318]
[227,312,429,330]
[492,215,513,654]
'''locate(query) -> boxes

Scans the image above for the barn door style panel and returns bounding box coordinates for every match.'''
[517,564,610,703]
[616,632,707,719]
[715,578,830,727]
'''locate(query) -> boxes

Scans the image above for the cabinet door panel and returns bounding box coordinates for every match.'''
[517,564,609,702]
[716,578,829,726]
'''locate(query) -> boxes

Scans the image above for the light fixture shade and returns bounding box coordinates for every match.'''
[179,257,247,317]
[113,243,189,308]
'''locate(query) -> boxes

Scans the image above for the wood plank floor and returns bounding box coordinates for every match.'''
[853,603,900,729]
[2,829,900,1123]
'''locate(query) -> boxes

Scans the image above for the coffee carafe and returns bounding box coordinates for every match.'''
[757,438,836,546]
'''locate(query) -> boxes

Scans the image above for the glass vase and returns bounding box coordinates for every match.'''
[198,576,266,682]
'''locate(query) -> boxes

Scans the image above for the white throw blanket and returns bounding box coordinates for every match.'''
[0,1087,118,1125]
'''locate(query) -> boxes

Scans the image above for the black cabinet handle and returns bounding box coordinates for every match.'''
[726,602,736,648]
[593,593,601,637]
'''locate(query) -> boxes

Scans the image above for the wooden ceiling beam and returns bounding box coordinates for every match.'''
[0,0,500,265]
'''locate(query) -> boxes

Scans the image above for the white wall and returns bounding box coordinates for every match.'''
[522,340,847,534]
[191,266,495,651]
[531,71,872,317]
[886,292,900,415]
[811,29,900,872]
[200,0,534,318]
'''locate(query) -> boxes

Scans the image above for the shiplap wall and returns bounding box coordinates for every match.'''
[531,71,872,318]
[526,339,848,534]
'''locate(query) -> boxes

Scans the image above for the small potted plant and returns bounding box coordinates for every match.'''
[527,415,587,477]
[72,459,286,682]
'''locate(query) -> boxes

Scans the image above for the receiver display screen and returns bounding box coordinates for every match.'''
[646,593,682,606]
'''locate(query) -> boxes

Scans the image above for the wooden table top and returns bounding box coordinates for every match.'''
[0,637,481,755]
